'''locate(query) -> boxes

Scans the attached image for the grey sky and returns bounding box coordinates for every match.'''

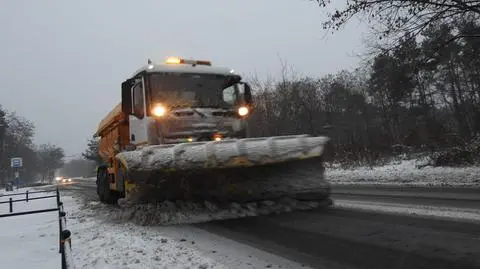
[0,0,367,156]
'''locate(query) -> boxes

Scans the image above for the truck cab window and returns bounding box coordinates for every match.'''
[222,85,238,105]
[132,82,144,118]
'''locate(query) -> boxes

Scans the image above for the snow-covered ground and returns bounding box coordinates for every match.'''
[327,159,480,187]
[69,197,312,269]
[1,187,314,269]
[0,188,61,269]
[2,157,479,268]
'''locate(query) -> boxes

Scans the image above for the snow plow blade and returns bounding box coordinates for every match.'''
[117,135,331,204]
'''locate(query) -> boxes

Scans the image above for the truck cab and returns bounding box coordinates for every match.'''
[121,57,254,147]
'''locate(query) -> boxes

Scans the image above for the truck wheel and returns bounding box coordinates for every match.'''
[96,168,106,202]
[97,168,118,204]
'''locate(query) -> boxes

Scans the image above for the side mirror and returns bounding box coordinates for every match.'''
[243,83,253,105]
[121,79,133,115]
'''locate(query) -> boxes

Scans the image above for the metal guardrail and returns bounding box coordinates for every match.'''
[0,188,74,269]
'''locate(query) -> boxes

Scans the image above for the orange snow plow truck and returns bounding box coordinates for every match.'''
[93,57,332,206]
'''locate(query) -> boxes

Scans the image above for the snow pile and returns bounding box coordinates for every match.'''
[84,197,325,226]
[327,159,480,186]
[0,189,60,268]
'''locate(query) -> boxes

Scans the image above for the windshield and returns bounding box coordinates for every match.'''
[149,73,242,109]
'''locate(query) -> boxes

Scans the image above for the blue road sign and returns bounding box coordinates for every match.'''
[10,157,23,168]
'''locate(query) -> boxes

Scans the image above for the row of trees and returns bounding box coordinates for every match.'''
[247,17,480,165]
[0,106,65,185]
[81,1,480,167]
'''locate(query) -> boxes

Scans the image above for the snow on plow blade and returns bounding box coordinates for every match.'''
[117,135,331,203]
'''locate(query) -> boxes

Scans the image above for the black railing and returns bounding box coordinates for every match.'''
[0,188,74,269]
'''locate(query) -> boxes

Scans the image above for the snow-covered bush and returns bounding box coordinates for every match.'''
[429,134,480,167]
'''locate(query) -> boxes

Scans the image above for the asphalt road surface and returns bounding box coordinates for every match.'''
[59,179,480,269]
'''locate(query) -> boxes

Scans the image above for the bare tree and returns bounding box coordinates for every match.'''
[314,0,480,50]
[37,144,65,183]
[82,137,103,165]
[0,110,38,184]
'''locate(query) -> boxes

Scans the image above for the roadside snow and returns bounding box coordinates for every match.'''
[1,189,311,269]
[0,188,60,269]
[327,159,480,187]
[335,199,480,223]
[64,196,314,268]
[65,196,228,269]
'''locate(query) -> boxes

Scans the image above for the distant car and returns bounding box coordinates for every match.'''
[55,176,72,184]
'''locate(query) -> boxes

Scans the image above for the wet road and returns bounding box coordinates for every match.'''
[58,179,480,269]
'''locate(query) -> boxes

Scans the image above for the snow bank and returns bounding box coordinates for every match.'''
[0,189,60,269]
[327,159,480,187]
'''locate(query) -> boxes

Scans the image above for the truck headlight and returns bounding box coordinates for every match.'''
[238,106,249,116]
[152,104,167,117]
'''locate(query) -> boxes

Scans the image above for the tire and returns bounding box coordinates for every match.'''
[96,168,106,202]
[97,167,118,204]
[117,165,127,198]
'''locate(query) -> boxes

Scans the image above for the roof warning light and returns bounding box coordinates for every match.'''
[165,57,211,66]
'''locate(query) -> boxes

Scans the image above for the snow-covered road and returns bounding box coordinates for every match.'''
[67,196,314,269]
[53,177,480,269]
[0,186,318,269]
[3,159,480,269]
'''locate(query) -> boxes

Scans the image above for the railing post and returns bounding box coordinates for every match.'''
[62,250,66,269]
[57,188,62,254]
[59,216,63,254]
[56,188,60,206]
[58,204,64,255]
[26,190,29,202]
[9,197,12,213]
[61,229,71,269]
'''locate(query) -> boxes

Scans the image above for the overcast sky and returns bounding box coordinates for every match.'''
[0,0,367,156]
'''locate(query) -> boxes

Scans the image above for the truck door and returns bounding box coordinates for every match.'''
[129,78,148,146]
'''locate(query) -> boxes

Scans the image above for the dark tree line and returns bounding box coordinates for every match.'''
[247,18,480,166]
[0,105,65,185]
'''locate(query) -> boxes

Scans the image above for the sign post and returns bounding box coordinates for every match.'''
[10,157,23,189]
